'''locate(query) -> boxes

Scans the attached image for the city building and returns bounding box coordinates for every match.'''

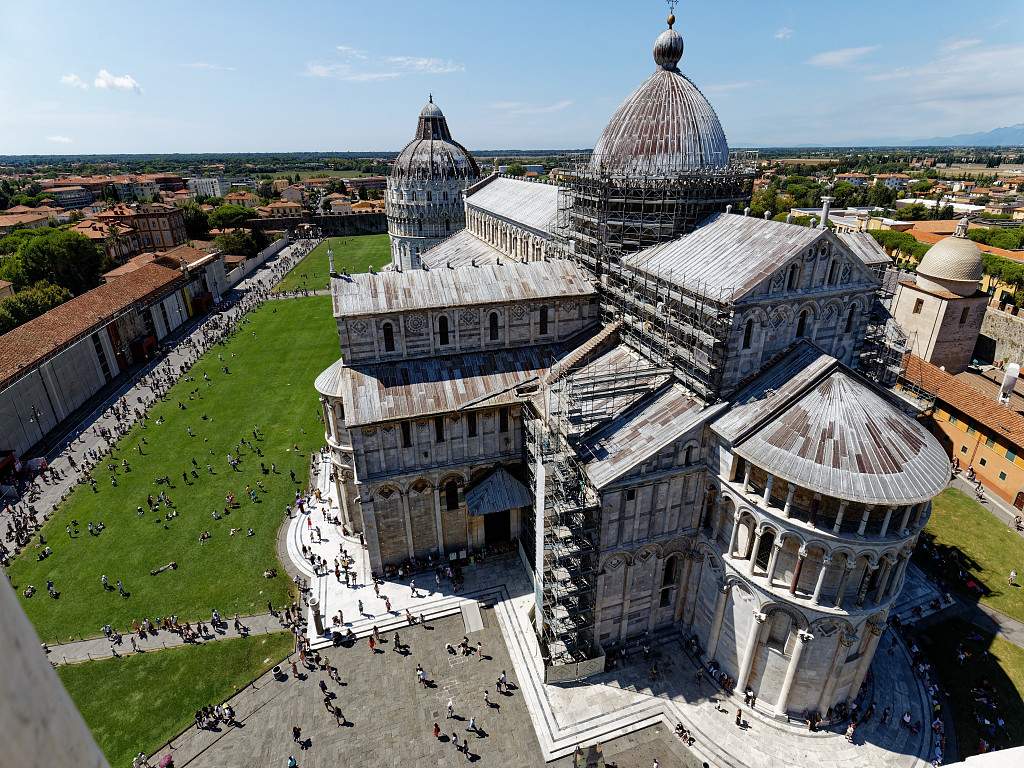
[43,186,93,208]
[281,185,305,204]
[186,176,251,198]
[0,263,188,458]
[0,210,50,235]
[0,280,13,300]
[874,173,911,190]
[314,10,947,716]
[70,219,144,265]
[344,176,387,195]
[325,193,353,214]
[891,219,988,373]
[258,200,302,217]
[223,190,259,208]
[835,172,870,187]
[104,243,228,309]
[96,203,187,251]
[386,96,480,269]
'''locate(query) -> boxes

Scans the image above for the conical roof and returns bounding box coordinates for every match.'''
[392,96,480,181]
[589,13,729,177]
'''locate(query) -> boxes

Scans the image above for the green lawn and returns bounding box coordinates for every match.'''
[6,296,337,643]
[919,619,1024,755]
[922,487,1024,623]
[275,234,390,293]
[59,632,294,767]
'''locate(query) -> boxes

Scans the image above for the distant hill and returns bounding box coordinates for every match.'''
[904,123,1024,147]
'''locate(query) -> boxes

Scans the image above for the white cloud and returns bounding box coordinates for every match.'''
[704,81,758,94]
[385,56,464,75]
[943,38,981,52]
[336,45,368,59]
[304,62,399,81]
[808,45,878,68]
[94,69,142,93]
[774,27,793,40]
[185,62,236,72]
[60,73,88,89]
[47,135,72,144]
[490,100,573,116]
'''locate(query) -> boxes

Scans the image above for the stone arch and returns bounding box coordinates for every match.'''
[809,615,854,638]
[599,550,634,573]
[794,300,820,341]
[406,477,434,494]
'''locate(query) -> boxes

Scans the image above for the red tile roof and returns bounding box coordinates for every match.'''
[0,263,186,389]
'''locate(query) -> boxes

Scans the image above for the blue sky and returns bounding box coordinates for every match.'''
[1,0,1022,154]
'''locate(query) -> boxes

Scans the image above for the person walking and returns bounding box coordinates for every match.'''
[292,725,302,743]
[368,635,376,653]
[467,716,476,733]
[433,722,441,740]
[447,698,454,719]
[735,709,743,727]
[1010,569,1018,586]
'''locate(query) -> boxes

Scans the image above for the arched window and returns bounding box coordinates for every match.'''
[684,445,694,466]
[787,263,801,290]
[796,309,810,338]
[382,322,395,352]
[445,219,450,232]
[659,555,680,606]
[438,315,450,345]
[539,305,549,336]
[427,190,432,202]
[445,480,459,511]
[845,305,857,334]
[827,260,839,285]
[742,318,753,350]
[488,312,500,341]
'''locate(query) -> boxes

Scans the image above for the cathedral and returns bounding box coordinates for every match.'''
[314,8,949,718]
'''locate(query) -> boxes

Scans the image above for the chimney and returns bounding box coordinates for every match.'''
[725,204,733,214]
[820,196,834,229]
[1000,363,1020,405]
[764,210,772,220]
[785,213,794,223]
[743,206,751,217]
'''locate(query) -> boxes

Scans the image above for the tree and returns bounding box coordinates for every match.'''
[214,229,268,258]
[505,162,525,177]
[16,230,105,295]
[256,180,274,200]
[209,204,256,230]
[866,184,897,209]
[0,280,73,334]
[178,201,210,239]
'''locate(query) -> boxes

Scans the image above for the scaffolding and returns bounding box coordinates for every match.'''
[859,264,909,388]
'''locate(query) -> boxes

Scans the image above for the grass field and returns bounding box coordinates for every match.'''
[919,619,1024,755]
[6,296,337,643]
[923,487,1024,623]
[59,632,295,767]
[274,234,390,292]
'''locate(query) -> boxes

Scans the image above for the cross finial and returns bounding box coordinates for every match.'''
[666,1,678,28]
[429,92,433,103]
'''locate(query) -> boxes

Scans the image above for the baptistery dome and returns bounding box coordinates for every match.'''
[391,96,480,181]
[589,13,729,177]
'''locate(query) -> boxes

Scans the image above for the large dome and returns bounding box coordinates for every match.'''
[589,14,729,177]
[916,219,982,297]
[391,96,480,181]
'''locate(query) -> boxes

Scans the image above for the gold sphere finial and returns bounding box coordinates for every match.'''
[667,12,675,28]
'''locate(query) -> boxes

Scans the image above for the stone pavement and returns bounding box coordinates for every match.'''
[152,611,544,768]
[44,612,294,667]
[1,240,317,542]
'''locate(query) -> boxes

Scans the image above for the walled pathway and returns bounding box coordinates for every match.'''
[43,612,295,667]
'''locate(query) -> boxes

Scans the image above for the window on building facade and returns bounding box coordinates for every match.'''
[827,260,839,285]
[684,446,694,465]
[1007,448,1017,461]
[959,307,970,325]
[796,310,810,338]
[489,312,500,341]
[742,319,753,349]
[960,445,968,454]
[499,407,509,433]
[445,481,459,511]
[787,263,800,290]
[401,422,411,448]
[383,322,395,352]
[434,416,445,443]
[913,298,924,314]
[626,488,636,501]
[845,305,857,333]
[986,437,995,448]
[438,315,450,345]
[539,305,549,336]
[999,471,1008,481]
[467,413,477,437]
[980,458,988,466]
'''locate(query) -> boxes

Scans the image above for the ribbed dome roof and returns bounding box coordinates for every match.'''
[392,96,480,181]
[589,15,729,177]
[916,234,982,285]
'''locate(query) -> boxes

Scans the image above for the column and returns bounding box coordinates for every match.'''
[812,554,832,604]
[817,631,857,713]
[710,502,723,541]
[783,484,796,518]
[774,630,814,717]
[618,562,634,642]
[873,557,895,603]
[432,486,446,557]
[705,583,731,660]
[832,500,848,534]
[675,553,696,623]
[790,546,807,595]
[849,622,884,696]
[766,543,782,585]
[857,504,873,536]
[834,559,856,608]
[879,506,894,537]
[735,611,768,693]
[727,513,741,558]
[855,563,878,607]
[682,553,704,629]
[400,492,415,559]
[747,530,763,575]
[898,504,913,535]
[762,474,775,506]
[886,553,910,600]
[742,463,752,493]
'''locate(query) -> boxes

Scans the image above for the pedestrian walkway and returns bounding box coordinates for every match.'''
[45,612,294,666]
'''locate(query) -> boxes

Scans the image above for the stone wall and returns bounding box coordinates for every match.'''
[978,306,1024,366]
[250,212,386,237]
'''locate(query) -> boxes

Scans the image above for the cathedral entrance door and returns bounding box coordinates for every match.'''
[484,508,511,545]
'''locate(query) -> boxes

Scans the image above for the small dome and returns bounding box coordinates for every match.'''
[916,234,982,296]
[392,96,480,181]
[589,17,728,176]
